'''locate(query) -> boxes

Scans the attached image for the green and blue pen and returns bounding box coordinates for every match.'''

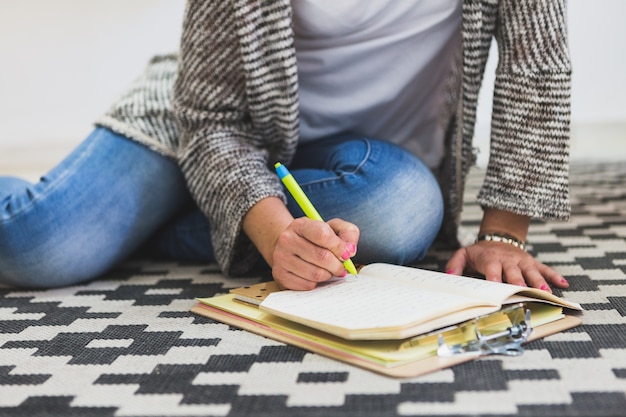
[274,162,358,276]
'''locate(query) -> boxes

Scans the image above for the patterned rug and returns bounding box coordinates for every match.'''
[1,162,625,417]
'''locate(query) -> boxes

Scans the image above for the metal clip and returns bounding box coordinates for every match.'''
[437,304,533,357]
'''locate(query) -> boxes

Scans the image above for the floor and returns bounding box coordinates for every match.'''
[1,128,626,416]
[1,162,625,417]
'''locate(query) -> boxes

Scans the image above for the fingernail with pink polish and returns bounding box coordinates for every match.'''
[340,270,348,278]
[540,284,550,291]
[561,278,569,284]
[446,269,455,274]
[346,242,356,255]
[341,250,351,261]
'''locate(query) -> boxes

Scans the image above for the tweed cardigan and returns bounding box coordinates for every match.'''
[96,0,572,276]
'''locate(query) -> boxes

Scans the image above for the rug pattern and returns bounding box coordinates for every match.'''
[1,163,625,417]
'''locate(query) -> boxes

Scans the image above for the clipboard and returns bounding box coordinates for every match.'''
[191,283,582,378]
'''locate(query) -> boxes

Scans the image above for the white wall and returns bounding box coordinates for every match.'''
[1,1,625,164]
[474,0,626,165]
[0,0,185,148]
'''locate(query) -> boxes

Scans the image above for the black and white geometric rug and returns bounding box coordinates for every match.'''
[1,162,625,417]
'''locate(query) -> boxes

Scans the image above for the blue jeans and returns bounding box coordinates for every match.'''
[0,128,443,287]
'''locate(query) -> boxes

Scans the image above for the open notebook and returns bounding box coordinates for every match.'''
[192,263,582,377]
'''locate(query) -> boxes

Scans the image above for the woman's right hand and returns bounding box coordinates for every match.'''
[243,196,359,291]
[272,217,359,290]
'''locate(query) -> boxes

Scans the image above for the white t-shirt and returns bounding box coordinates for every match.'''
[292,0,462,168]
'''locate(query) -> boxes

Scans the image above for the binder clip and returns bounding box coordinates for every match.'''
[436,303,533,357]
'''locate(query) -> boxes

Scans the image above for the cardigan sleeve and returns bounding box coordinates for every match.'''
[173,1,298,276]
[477,0,572,220]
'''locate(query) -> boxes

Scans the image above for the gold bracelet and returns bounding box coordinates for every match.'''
[476,233,526,251]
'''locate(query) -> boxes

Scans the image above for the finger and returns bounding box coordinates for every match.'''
[282,248,338,281]
[272,240,338,288]
[502,263,527,287]
[272,264,323,291]
[521,266,551,292]
[483,261,504,283]
[445,248,469,275]
[294,218,354,269]
[327,218,359,256]
[295,242,346,277]
[537,262,569,289]
[288,218,347,276]
[273,221,343,282]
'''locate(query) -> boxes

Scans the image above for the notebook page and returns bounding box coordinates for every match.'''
[360,264,581,310]
[259,274,490,334]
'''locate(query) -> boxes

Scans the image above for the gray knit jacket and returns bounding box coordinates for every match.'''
[96,0,572,276]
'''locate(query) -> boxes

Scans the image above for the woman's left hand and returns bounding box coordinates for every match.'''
[445,241,569,292]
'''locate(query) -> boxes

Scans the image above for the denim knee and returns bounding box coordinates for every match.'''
[0,190,96,287]
[0,128,191,288]
[349,146,444,266]
[0,225,105,288]
[290,135,444,266]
